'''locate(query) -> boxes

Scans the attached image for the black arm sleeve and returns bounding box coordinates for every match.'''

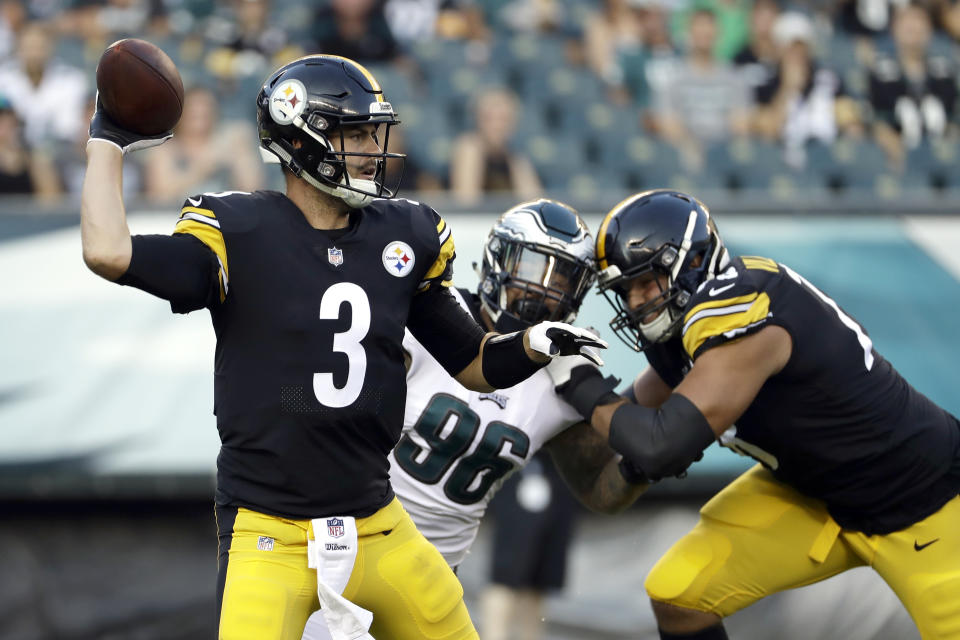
[608,393,715,481]
[116,234,220,314]
[407,285,486,377]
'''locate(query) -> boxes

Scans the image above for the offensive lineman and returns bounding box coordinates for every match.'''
[552,189,960,639]
[80,54,604,640]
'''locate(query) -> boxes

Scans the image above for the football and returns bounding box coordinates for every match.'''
[96,38,184,136]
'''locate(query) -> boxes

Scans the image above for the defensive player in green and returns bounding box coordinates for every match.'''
[80,54,604,640]
[551,189,960,640]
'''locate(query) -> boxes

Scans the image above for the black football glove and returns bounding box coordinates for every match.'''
[618,458,652,485]
[526,321,607,366]
[545,354,620,420]
[88,94,172,155]
[619,450,704,485]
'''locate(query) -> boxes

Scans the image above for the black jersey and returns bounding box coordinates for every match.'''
[666,256,960,534]
[146,190,481,518]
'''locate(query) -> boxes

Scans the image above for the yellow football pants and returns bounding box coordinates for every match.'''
[216,497,479,640]
[645,465,960,639]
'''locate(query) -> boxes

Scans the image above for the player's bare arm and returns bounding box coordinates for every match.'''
[597,325,791,481]
[631,366,674,409]
[545,421,648,514]
[81,141,132,280]
[674,324,792,433]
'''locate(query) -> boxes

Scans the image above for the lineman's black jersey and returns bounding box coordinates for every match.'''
[127,190,485,518]
[656,256,960,534]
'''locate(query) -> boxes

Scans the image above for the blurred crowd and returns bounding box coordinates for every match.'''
[0,0,958,206]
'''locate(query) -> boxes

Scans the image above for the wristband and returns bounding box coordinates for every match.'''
[481,331,544,389]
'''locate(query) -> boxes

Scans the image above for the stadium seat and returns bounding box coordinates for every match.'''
[905,139,960,192]
[805,139,903,199]
[702,138,803,194]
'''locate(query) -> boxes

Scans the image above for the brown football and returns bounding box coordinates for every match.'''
[96,39,184,136]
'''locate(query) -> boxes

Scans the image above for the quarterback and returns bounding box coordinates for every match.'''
[80,54,604,640]
[554,189,960,640]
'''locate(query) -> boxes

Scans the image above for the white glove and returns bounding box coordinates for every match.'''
[526,321,607,366]
[545,353,598,388]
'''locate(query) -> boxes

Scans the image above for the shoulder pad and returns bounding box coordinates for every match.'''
[681,257,776,360]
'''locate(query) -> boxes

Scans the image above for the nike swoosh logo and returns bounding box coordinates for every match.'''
[914,538,939,551]
[187,196,202,207]
[709,283,736,296]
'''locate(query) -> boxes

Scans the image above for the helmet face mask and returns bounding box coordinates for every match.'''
[479,200,596,333]
[256,55,405,208]
[595,190,726,352]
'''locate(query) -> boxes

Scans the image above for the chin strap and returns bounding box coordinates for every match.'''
[262,141,379,209]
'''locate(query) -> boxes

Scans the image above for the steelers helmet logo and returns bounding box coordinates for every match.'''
[269,79,307,125]
[382,241,415,277]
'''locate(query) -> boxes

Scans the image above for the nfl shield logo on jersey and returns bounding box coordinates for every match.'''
[327,517,345,538]
[328,247,343,267]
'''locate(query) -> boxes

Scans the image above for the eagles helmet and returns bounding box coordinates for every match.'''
[595,189,728,351]
[256,55,404,208]
[478,199,596,333]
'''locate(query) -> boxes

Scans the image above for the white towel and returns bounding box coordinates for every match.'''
[300,516,375,640]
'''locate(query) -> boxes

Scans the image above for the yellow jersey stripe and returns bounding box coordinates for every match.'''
[173,219,230,302]
[180,206,216,220]
[683,293,760,324]
[682,292,771,357]
[741,256,779,273]
[424,234,455,281]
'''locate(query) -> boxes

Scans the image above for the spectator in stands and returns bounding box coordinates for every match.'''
[650,8,751,171]
[384,0,487,45]
[868,3,957,169]
[0,21,87,150]
[0,95,60,200]
[584,0,644,88]
[670,0,752,61]
[55,0,158,42]
[449,87,542,204]
[750,11,864,168]
[143,86,263,203]
[204,0,302,86]
[619,0,679,123]
[312,0,398,64]
[934,0,960,40]
[733,0,781,96]
[0,0,27,60]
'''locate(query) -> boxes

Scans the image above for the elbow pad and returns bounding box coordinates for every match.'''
[481,331,545,389]
[608,394,714,481]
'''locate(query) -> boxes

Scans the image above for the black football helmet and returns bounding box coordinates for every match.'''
[478,199,596,333]
[256,54,404,208]
[595,189,728,351]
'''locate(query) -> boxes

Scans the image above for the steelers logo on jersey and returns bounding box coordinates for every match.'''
[382,241,416,277]
[269,79,307,125]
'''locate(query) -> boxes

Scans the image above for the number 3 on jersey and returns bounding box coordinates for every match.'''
[313,282,370,408]
[394,393,530,505]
